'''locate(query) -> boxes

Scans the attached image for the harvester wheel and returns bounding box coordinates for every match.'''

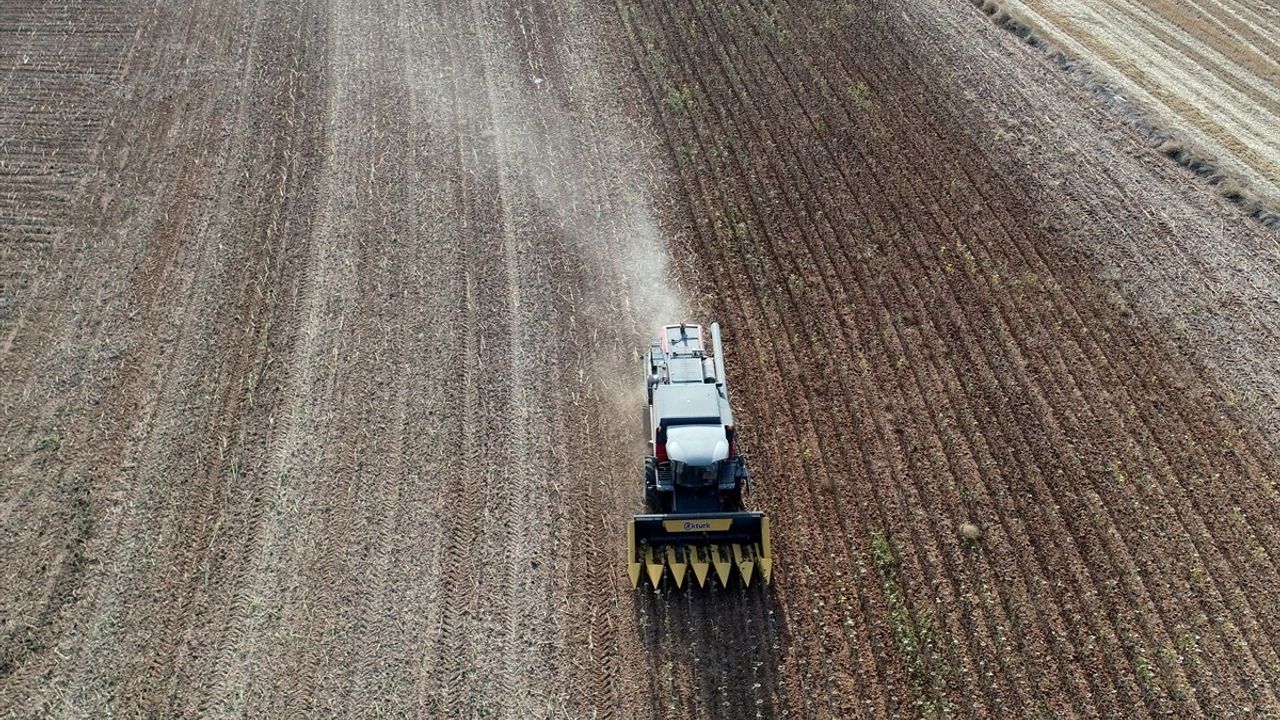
[644,459,658,512]
[723,486,742,511]
[645,485,663,513]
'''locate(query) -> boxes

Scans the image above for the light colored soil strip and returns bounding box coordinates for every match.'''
[1006,0,1280,202]
[1187,0,1280,71]
[1106,0,1280,115]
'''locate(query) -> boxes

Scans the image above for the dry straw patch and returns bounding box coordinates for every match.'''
[968,0,1280,227]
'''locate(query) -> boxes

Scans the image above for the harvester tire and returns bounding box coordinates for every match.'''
[723,486,742,511]
[644,459,663,513]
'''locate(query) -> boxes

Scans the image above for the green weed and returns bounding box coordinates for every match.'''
[870,530,956,718]
[664,85,693,112]
[849,82,875,111]
[786,272,807,295]
[1133,654,1156,696]
[35,430,62,454]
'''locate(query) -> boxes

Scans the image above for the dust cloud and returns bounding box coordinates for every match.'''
[467,6,688,335]
[491,98,686,332]
[441,4,692,449]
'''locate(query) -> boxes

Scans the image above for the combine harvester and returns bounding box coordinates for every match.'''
[628,322,772,589]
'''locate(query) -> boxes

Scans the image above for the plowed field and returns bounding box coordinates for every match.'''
[3,0,1279,718]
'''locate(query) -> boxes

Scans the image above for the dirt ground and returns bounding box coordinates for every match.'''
[3,0,1279,718]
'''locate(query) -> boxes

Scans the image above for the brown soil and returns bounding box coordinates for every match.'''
[3,0,1279,718]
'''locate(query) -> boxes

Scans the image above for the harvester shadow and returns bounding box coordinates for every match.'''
[633,581,790,718]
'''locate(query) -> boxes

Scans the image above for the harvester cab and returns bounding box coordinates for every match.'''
[628,322,773,589]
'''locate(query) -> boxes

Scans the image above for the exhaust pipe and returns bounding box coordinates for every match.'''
[710,322,727,388]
